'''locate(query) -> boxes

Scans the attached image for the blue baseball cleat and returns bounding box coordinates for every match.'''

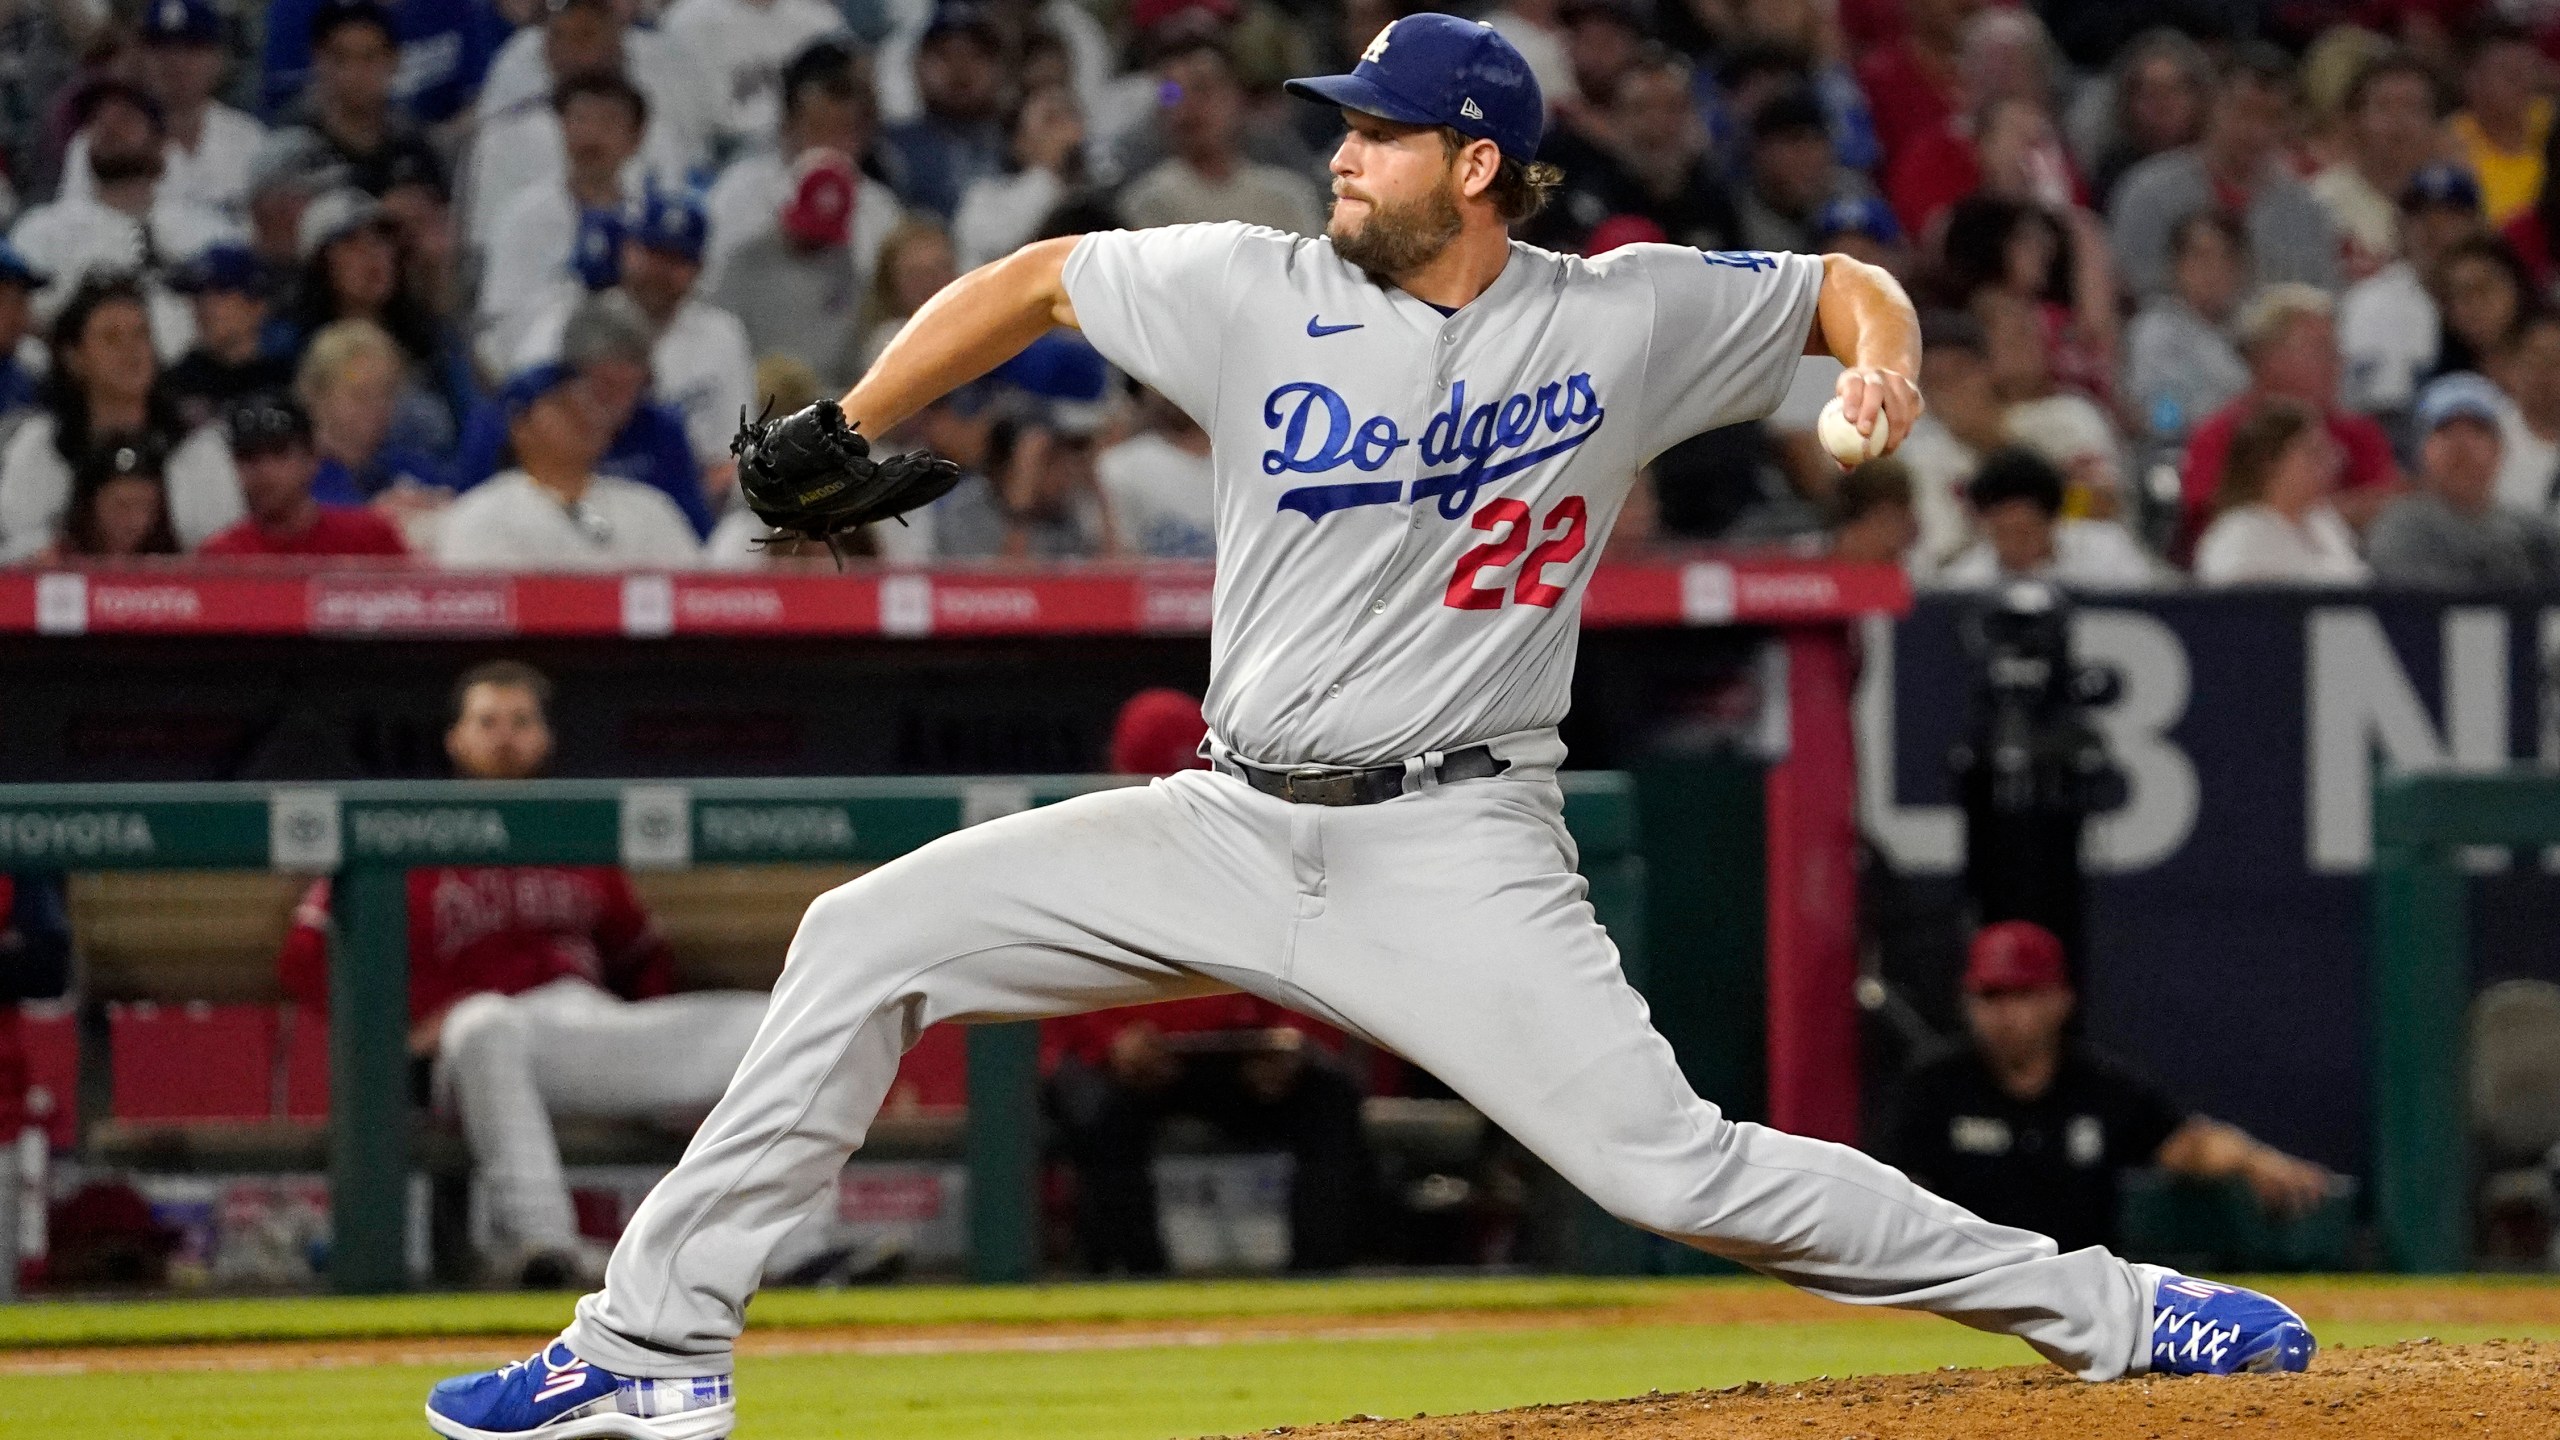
[424,1338,734,1439]
[2147,1273,2317,1376]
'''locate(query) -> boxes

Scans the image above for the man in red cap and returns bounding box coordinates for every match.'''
[1877,920,2332,1255]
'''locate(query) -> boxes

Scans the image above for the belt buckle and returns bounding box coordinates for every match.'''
[1282,766,1356,806]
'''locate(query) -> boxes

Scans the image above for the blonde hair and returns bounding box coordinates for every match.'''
[295,318,405,405]
[2237,283,2335,356]
[863,219,955,335]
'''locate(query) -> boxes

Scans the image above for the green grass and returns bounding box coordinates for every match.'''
[6,1315,2557,1440]
[0,1275,1691,1351]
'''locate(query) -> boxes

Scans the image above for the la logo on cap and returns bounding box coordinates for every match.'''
[1362,22,1393,63]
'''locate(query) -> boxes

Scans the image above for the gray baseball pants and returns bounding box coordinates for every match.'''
[565,752,2153,1380]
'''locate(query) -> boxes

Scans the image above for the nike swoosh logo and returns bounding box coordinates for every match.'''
[1306,317,1363,337]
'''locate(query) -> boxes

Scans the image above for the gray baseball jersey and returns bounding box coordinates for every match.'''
[1062,223,1822,766]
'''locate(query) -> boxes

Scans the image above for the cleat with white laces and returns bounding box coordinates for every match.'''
[2146,1273,2316,1376]
[424,1338,733,1439]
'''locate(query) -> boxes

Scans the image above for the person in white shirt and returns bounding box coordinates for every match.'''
[0,276,241,560]
[465,0,712,251]
[872,0,1113,133]
[1934,447,2162,591]
[953,82,1085,269]
[2489,308,2560,514]
[1098,387,1214,557]
[477,71,649,374]
[63,0,264,222]
[1116,42,1323,235]
[661,0,846,148]
[702,40,901,289]
[436,362,700,571]
[2339,163,2484,420]
[10,80,239,359]
[2192,397,2371,587]
[515,191,753,472]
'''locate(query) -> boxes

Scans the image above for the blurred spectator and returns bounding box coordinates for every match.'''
[1045,687,1369,1275]
[2432,234,2531,382]
[874,0,1116,135]
[161,244,290,432]
[1875,920,2332,1254]
[2109,45,2340,299]
[241,129,347,285]
[458,291,710,534]
[278,662,764,1286]
[1528,45,1742,255]
[936,406,1113,558]
[296,318,450,512]
[1737,88,1862,254]
[197,392,408,557]
[521,192,753,473]
[1540,0,1642,156]
[0,276,239,560]
[437,362,701,569]
[702,40,901,290]
[1934,446,2157,590]
[1967,290,2118,515]
[1898,309,2003,571]
[1481,0,1571,112]
[2341,164,2484,419]
[856,217,959,372]
[662,0,848,148]
[1855,0,1979,178]
[1941,195,2118,404]
[466,0,711,250]
[2490,308,2560,513]
[0,244,44,435]
[1822,457,1919,566]
[1892,88,2080,244]
[712,150,876,387]
[43,439,179,560]
[2124,211,2250,450]
[1703,0,1878,175]
[2180,285,2402,557]
[955,81,1086,267]
[2369,372,2560,588]
[878,5,1010,222]
[287,188,469,454]
[2193,398,2370,587]
[10,79,238,358]
[1121,42,1320,234]
[2084,29,2211,208]
[477,71,649,371]
[1098,385,1213,557]
[276,1,449,198]
[60,0,262,222]
[2447,20,2548,227]
[259,0,507,127]
[1809,195,1909,277]
[0,0,91,202]
[2309,51,2441,282]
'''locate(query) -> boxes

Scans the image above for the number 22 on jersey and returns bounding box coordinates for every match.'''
[1443,496,1588,610]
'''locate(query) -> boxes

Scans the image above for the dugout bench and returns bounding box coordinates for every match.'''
[1,772,1641,1293]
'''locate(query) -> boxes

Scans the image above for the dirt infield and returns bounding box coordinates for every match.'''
[1224,1340,2560,1440]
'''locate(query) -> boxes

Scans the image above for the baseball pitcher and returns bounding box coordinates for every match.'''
[427,16,2313,1438]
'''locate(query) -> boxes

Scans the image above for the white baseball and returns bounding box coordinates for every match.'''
[1816,395,1890,466]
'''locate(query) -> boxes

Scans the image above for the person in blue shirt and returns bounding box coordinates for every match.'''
[261,0,508,127]
[451,291,710,535]
[0,243,46,426]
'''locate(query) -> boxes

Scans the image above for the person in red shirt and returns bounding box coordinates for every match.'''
[276,661,768,1288]
[1856,0,1985,178]
[195,393,408,559]
[1040,690,1373,1273]
[2177,285,2404,564]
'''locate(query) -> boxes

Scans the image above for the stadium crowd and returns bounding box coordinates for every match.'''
[0,0,2549,585]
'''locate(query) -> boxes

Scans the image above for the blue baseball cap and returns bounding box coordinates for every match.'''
[2415,372,2505,435]
[501,362,578,418]
[1811,194,1902,247]
[2401,162,2482,215]
[626,190,707,264]
[1285,13,1543,164]
[170,243,265,296]
[0,240,49,290]
[140,0,220,44]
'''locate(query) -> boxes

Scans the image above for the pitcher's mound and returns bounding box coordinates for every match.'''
[1234,1339,2560,1440]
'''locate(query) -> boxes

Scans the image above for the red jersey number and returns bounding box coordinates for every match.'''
[1442,496,1588,611]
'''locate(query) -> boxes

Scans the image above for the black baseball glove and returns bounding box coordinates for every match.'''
[732,398,961,559]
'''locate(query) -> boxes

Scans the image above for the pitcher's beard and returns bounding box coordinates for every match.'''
[1328,175,1464,284]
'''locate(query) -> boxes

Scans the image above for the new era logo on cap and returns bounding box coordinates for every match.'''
[1460,97,1482,119]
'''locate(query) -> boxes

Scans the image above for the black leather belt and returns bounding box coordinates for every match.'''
[1220,745,1510,806]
